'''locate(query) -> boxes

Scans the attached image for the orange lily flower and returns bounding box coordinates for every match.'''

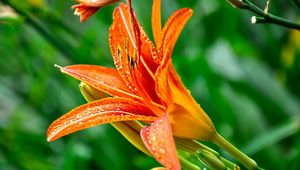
[47,0,216,169]
[72,0,120,22]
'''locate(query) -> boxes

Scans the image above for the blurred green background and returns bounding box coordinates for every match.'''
[1,0,300,169]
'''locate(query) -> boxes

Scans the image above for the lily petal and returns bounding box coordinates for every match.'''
[47,98,157,142]
[76,0,119,7]
[140,114,180,170]
[155,60,171,104]
[79,83,152,156]
[135,30,163,104]
[72,0,119,22]
[152,0,161,46]
[167,65,216,140]
[72,4,100,22]
[110,3,139,94]
[154,8,192,103]
[110,3,162,104]
[58,64,140,99]
[157,8,193,63]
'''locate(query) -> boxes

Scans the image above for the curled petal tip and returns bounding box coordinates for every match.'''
[46,129,57,142]
[46,137,51,142]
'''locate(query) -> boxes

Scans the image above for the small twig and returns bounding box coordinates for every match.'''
[227,0,300,30]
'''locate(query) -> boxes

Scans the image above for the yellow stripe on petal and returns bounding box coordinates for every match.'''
[152,0,161,46]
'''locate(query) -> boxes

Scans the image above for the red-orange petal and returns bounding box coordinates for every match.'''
[110,3,162,104]
[157,8,193,63]
[154,8,192,104]
[109,3,140,94]
[154,61,171,104]
[134,29,163,105]
[47,98,157,142]
[140,114,180,170]
[77,0,119,7]
[58,64,138,99]
[72,0,119,22]
[72,4,100,22]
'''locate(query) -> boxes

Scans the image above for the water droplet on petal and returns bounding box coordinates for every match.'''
[159,148,166,154]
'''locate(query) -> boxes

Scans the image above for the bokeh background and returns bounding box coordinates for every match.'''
[1,0,300,169]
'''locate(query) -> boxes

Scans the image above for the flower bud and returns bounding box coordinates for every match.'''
[196,150,226,170]
[79,82,109,102]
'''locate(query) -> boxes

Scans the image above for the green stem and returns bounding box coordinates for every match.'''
[243,0,300,30]
[212,133,259,170]
[229,0,300,30]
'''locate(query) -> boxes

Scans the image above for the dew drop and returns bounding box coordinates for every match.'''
[159,148,166,154]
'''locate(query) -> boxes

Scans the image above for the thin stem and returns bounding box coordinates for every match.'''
[243,0,300,30]
[230,0,300,30]
[212,133,259,170]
